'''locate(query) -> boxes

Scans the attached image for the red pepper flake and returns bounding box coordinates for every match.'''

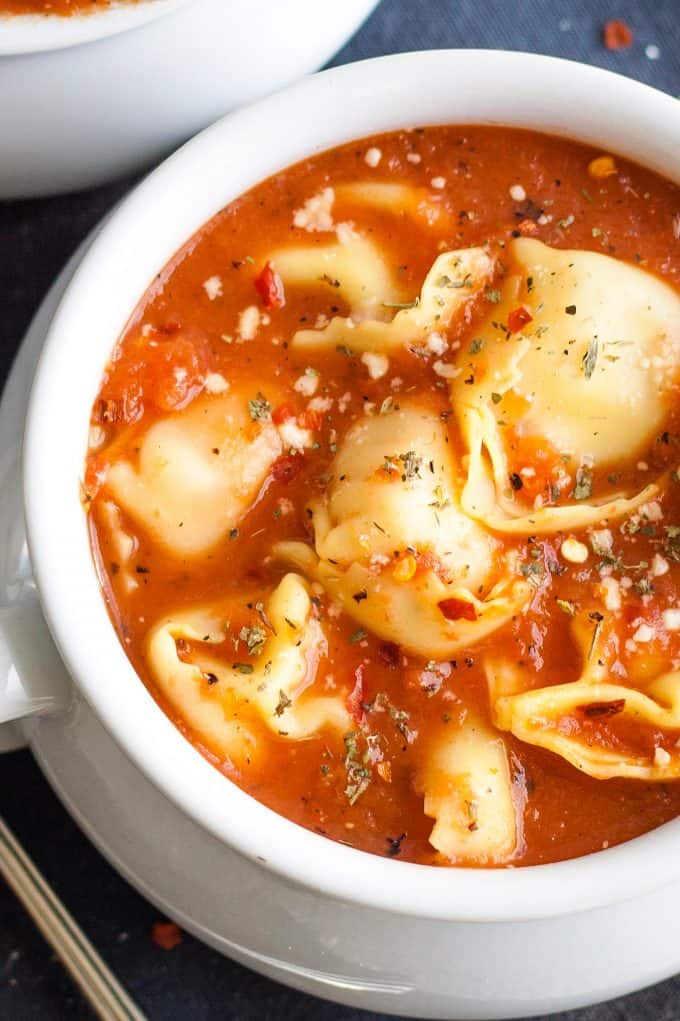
[377,641,400,667]
[297,409,323,431]
[347,664,366,724]
[516,218,539,236]
[507,306,533,334]
[271,453,304,484]
[156,320,182,336]
[439,597,478,622]
[254,262,285,309]
[603,19,633,50]
[272,402,296,425]
[151,921,182,950]
[581,699,626,718]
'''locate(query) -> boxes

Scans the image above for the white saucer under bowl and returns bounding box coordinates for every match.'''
[3,230,680,1020]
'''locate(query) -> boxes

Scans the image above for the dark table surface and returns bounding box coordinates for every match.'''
[1,1,679,1019]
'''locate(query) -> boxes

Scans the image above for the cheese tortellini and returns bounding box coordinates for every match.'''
[335,182,449,228]
[275,403,531,658]
[146,573,348,769]
[418,719,517,864]
[488,609,680,780]
[291,247,493,353]
[106,393,281,557]
[270,236,404,316]
[451,238,680,534]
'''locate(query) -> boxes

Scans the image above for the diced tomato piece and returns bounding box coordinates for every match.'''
[297,409,323,431]
[156,320,182,336]
[507,306,533,334]
[603,19,633,50]
[272,402,296,425]
[347,664,366,724]
[254,262,285,309]
[438,597,478,622]
[271,453,304,483]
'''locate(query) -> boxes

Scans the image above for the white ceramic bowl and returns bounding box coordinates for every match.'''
[0,0,379,197]
[2,49,680,1017]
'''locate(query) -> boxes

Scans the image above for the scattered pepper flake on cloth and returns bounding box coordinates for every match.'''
[151,921,183,950]
[603,19,633,50]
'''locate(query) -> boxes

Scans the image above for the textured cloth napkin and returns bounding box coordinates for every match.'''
[0,1,678,1019]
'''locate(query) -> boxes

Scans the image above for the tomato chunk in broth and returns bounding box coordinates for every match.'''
[85,126,680,868]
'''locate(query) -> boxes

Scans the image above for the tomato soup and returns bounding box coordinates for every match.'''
[1,0,137,15]
[84,126,680,867]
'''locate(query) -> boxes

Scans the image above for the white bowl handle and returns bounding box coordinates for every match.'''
[0,597,71,728]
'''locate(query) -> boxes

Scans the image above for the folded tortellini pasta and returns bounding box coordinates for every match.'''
[106,393,281,557]
[417,719,518,864]
[488,608,680,780]
[291,246,493,352]
[275,403,531,659]
[146,573,349,769]
[450,238,680,534]
[335,182,449,228]
[270,236,404,316]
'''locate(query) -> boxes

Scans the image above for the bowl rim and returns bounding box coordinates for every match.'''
[23,48,680,923]
[0,0,193,55]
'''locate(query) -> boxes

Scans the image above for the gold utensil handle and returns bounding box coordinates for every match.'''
[0,813,149,1021]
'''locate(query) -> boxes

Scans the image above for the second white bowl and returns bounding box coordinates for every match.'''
[0,0,380,198]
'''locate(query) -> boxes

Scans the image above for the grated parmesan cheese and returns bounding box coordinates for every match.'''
[203,372,229,394]
[638,501,663,522]
[364,147,382,167]
[662,608,680,632]
[308,396,333,413]
[632,623,654,643]
[293,187,335,232]
[336,221,360,245]
[293,371,319,397]
[652,554,670,577]
[426,331,447,356]
[433,360,461,379]
[202,275,222,301]
[361,351,390,379]
[590,528,613,554]
[277,418,314,451]
[238,305,262,341]
[561,537,589,563]
[600,576,621,611]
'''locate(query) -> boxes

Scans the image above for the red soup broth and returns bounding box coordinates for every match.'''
[84,126,680,867]
[1,0,137,15]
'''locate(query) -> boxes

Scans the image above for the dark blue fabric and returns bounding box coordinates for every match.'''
[330,0,679,95]
[1,2,679,1018]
